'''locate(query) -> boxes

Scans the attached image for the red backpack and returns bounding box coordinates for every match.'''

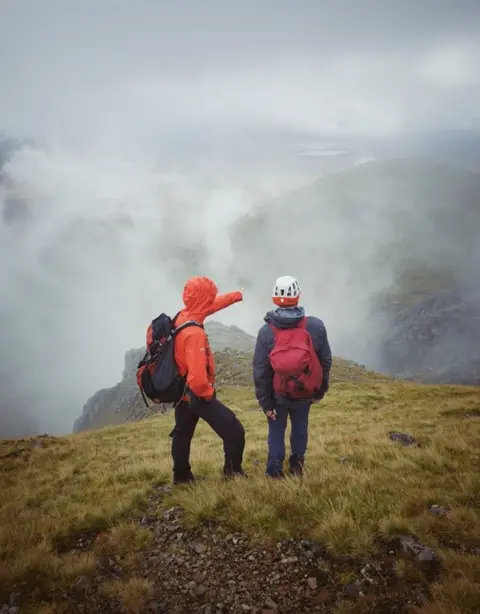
[268,317,323,400]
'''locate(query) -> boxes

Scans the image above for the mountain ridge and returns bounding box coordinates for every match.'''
[73,320,390,433]
[73,320,258,433]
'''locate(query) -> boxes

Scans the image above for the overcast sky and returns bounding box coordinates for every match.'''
[2,0,480,437]
[1,0,480,145]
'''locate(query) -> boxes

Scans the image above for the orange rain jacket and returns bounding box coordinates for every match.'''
[174,277,243,401]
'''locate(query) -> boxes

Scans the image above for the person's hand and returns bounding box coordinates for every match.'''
[204,387,216,402]
[265,409,277,420]
[313,382,329,403]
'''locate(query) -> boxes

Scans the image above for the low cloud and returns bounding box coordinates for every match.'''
[1,0,480,436]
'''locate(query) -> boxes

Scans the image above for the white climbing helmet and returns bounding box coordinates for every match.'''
[272,275,301,305]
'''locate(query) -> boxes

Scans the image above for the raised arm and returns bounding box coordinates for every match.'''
[207,291,243,316]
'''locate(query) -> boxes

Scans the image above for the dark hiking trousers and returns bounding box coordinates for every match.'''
[266,399,311,477]
[169,396,245,482]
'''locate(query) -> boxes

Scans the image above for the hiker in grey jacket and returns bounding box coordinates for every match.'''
[253,276,332,477]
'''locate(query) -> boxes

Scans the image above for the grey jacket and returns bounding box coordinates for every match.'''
[252,306,332,412]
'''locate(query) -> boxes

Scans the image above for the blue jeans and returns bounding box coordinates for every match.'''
[266,399,311,477]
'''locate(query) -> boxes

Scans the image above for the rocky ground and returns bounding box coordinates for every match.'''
[37,481,448,614]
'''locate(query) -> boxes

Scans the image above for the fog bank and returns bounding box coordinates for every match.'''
[1,0,480,436]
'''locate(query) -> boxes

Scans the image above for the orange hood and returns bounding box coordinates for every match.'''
[182,276,219,322]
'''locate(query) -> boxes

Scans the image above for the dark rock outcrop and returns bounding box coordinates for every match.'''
[73,321,256,433]
[378,284,480,385]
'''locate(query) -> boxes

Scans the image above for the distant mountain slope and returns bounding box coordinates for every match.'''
[229,157,480,384]
[232,158,480,293]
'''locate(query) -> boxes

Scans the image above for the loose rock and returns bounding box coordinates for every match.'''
[193,542,207,554]
[264,597,278,610]
[429,504,451,517]
[388,431,418,446]
[345,583,361,598]
[307,577,318,590]
[398,535,438,562]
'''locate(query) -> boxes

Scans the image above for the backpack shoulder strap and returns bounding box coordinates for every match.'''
[268,322,280,336]
[297,316,308,330]
[173,320,204,336]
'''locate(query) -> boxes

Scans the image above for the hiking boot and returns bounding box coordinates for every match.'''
[288,454,305,477]
[173,471,196,485]
[288,464,304,477]
[223,469,248,481]
[265,470,285,479]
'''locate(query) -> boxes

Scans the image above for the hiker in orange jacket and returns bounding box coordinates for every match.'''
[170,276,246,484]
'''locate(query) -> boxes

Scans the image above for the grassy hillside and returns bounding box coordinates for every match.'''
[1,374,479,613]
